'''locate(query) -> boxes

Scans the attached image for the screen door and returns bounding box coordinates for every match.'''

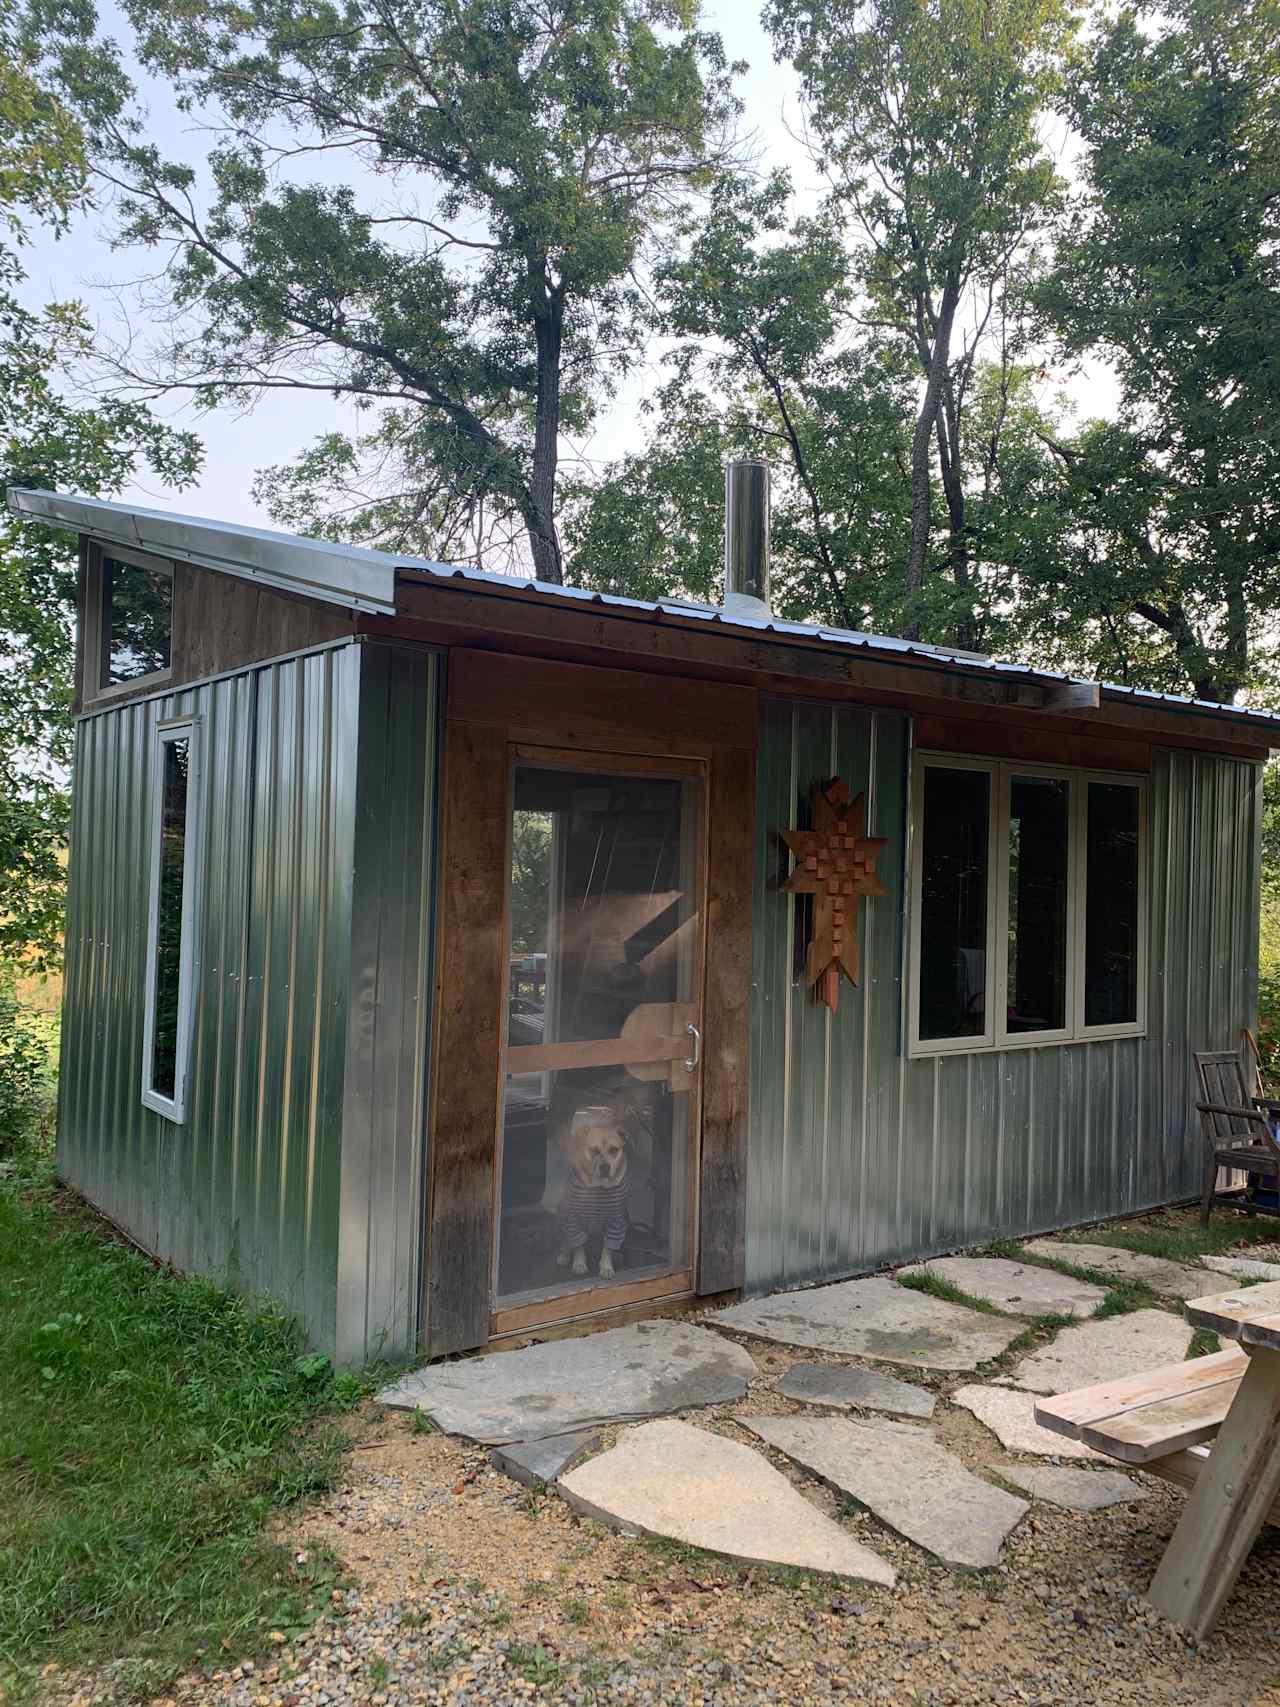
[493,749,705,1327]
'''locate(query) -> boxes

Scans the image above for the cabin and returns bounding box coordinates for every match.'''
[11,470,1276,1366]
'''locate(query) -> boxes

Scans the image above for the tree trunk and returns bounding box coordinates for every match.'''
[934,390,977,650]
[528,283,565,584]
[904,276,961,639]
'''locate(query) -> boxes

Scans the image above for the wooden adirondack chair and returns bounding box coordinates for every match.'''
[1195,1049,1280,1224]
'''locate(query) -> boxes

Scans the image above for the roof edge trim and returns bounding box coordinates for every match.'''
[7,488,401,616]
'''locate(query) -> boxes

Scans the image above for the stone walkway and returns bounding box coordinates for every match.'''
[898,1255,1107,1318]
[377,1320,756,1442]
[951,1384,1105,1459]
[377,1233,1233,1584]
[1001,1309,1194,1395]
[1023,1238,1211,1300]
[558,1418,896,1585]
[745,1415,1027,1569]
[710,1273,1023,1368]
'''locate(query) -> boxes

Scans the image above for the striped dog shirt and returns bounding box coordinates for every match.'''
[559,1174,629,1253]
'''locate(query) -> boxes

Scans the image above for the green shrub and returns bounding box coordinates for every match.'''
[0,991,53,1159]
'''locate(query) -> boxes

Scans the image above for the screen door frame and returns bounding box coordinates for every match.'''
[489,742,709,1336]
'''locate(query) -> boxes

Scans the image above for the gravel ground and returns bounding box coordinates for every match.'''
[53,1222,1280,1707]
[91,1355,1280,1707]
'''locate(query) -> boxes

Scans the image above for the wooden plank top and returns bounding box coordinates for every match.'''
[1033,1347,1249,1440]
[1079,1379,1245,1464]
[1186,1282,1280,1349]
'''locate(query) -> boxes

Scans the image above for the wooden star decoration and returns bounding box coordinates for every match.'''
[780,776,889,1011]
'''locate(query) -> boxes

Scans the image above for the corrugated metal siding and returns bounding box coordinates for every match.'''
[746,698,1262,1293]
[58,639,441,1363]
[335,644,440,1366]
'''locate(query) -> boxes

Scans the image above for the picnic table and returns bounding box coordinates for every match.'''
[1036,1278,1280,1641]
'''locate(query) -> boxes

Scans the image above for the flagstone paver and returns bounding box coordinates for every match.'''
[376,1320,756,1443]
[1203,1254,1280,1284]
[899,1256,1107,1318]
[490,1430,601,1489]
[1001,1308,1194,1395]
[557,1419,896,1586]
[777,1362,936,1419]
[710,1276,1022,1370]
[1022,1239,1209,1299]
[745,1415,1028,1569]
[991,1463,1147,1512]
[951,1384,1105,1460]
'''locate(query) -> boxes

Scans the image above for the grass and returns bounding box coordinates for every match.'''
[1187,1326,1222,1359]
[1093,1278,1160,1316]
[896,1269,1004,1315]
[1034,1207,1280,1266]
[0,1151,368,1700]
[505,1642,565,1689]
[984,1311,1075,1372]
[988,1235,1176,1309]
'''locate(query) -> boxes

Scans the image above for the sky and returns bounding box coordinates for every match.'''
[17,1,1117,535]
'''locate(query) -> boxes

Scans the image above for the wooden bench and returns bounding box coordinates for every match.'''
[1037,1283,1280,1639]
[1034,1346,1280,1526]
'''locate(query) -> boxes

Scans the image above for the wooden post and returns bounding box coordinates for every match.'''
[1146,1345,1280,1639]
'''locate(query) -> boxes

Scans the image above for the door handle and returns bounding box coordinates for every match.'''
[684,1022,702,1074]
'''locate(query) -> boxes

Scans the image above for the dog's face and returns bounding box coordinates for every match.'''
[562,1112,628,1189]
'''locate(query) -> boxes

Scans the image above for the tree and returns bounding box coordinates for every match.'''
[1036,0,1280,703]
[51,0,740,583]
[568,171,916,629]
[767,0,1074,638]
[0,0,199,967]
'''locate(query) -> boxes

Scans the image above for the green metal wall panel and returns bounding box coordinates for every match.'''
[58,638,441,1362]
[746,697,1262,1293]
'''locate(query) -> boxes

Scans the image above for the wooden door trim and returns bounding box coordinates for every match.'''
[490,1269,695,1338]
[511,742,708,777]
[422,650,755,1358]
[490,742,708,1324]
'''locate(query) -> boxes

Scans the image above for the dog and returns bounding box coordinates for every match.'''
[556,1105,629,1278]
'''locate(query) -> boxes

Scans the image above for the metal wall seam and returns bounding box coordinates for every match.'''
[745,699,1263,1294]
[333,641,441,1367]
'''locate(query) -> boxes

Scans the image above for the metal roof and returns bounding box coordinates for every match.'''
[7,487,400,615]
[10,486,1280,738]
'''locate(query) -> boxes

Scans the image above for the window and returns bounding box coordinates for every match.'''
[100,552,173,689]
[142,721,201,1120]
[909,755,1146,1054]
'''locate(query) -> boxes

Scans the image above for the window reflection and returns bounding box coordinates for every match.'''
[918,767,990,1040]
[1006,776,1069,1033]
[103,556,172,685]
[151,735,189,1099]
[1085,783,1140,1026]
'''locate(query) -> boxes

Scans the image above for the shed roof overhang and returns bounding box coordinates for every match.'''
[10,485,1280,753]
[7,486,400,615]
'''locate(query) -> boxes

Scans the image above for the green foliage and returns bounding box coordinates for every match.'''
[0,0,200,971]
[0,988,53,1159]
[767,0,1075,634]
[509,810,552,955]
[1035,0,1280,702]
[45,0,741,581]
[568,171,917,626]
[0,1166,353,1687]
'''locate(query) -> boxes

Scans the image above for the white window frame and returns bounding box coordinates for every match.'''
[141,717,202,1122]
[908,752,1148,1057]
